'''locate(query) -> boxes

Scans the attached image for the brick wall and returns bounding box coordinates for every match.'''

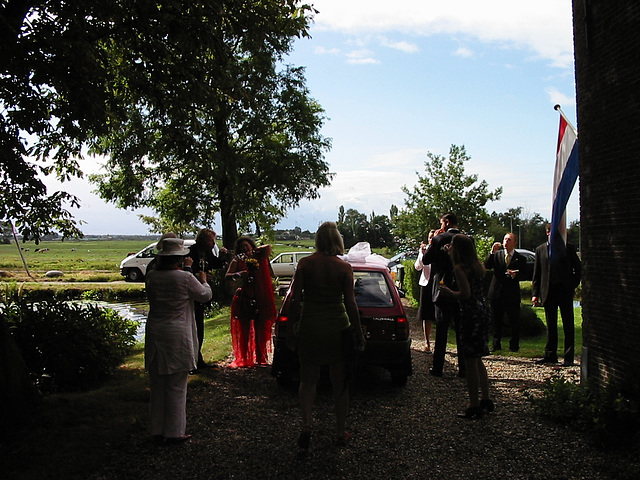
[573,0,640,397]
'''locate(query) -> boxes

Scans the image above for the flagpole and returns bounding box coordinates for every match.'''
[554,104,577,135]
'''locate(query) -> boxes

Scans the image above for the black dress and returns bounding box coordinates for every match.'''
[459,274,491,358]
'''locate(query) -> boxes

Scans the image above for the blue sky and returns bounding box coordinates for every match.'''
[51,0,579,235]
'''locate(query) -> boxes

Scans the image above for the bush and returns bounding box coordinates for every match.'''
[529,374,640,450]
[2,289,139,392]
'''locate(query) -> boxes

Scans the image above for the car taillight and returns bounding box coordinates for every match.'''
[396,316,409,339]
[275,314,288,336]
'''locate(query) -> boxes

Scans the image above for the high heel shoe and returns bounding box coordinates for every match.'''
[480,398,495,413]
[457,406,483,419]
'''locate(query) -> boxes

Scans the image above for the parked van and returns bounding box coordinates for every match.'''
[119,240,196,282]
[270,251,313,278]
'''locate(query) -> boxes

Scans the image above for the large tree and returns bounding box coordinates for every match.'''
[395,144,503,243]
[0,1,118,241]
[88,0,331,247]
[1,1,331,246]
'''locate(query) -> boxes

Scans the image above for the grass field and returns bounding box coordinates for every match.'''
[0,238,318,283]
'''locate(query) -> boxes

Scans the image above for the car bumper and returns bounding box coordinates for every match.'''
[360,339,412,367]
[272,336,411,367]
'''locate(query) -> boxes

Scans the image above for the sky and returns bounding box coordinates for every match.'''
[47,0,580,235]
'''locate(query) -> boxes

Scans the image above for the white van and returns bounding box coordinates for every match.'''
[270,251,313,278]
[119,240,196,282]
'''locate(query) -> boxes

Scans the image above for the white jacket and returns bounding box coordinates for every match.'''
[145,269,212,374]
[414,249,431,287]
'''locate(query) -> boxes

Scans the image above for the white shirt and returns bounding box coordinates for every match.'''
[414,248,432,287]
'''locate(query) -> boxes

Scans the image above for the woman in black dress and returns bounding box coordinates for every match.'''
[438,234,494,419]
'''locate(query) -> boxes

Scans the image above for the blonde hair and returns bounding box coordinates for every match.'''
[315,222,344,256]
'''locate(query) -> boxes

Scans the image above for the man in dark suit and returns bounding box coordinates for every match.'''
[484,232,527,352]
[532,224,582,365]
[421,212,465,377]
[187,228,228,370]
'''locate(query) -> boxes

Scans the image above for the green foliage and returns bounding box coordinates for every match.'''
[2,1,329,246]
[488,208,549,251]
[88,2,330,248]
[402,259,420,306]
[519,304,546,337]
[529,375,640,449]
[395,144,502,242]
[2,291,139,392]
[337,206,394,249]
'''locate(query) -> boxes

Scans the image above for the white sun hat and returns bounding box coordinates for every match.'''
[156,237,190,256]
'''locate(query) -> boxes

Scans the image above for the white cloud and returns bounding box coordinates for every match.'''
[546,86,576,108]
[380,37,419,53]
[345,49,380,64]
[310,0,574,68]
[314,46,341,55]
[454,46,473,58]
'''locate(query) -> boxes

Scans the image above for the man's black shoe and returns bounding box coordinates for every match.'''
[562,361,575,367]
[509,345,519,352]
[535,357,558,364]
[197,361,211,369]
[429,368,443,377]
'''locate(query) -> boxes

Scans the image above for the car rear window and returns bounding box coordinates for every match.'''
[353,271,394,307]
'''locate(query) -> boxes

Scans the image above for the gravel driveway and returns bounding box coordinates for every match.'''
[90,311,637,480]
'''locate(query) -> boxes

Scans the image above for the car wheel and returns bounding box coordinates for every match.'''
[126,268,143,282]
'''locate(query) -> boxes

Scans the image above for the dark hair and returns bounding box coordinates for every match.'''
[156,255,183,270]
[441,212,458,226]
[234,236,257,254]
[450,234,484,280]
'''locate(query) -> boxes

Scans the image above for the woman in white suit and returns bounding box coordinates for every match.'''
[145,237,212,444]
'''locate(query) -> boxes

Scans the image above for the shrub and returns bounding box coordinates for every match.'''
[2,289,139,392]
[529,374,640,450]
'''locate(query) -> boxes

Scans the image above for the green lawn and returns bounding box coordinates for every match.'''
[446,306,583,360]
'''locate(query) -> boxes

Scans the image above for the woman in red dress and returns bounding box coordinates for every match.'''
[225,236,276,367]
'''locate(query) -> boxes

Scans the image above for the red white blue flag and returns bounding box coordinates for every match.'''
[549,105,579,263]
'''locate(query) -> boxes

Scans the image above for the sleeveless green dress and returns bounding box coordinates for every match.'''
[297,283,351,365]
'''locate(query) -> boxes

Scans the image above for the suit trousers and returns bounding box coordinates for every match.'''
[432,301,464,375]
[491,298,520,349]
[543,286,575,363]
[148,370,189,438]
[195,301,206,365]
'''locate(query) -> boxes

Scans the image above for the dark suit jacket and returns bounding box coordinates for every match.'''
[422,228,460,288]
[532,242,581,304]
[484,249,526,303]
[188,244,225,274]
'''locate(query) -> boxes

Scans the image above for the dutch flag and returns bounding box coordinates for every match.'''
[549,105,579,263]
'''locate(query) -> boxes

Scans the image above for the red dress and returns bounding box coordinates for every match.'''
[229,249,276,367]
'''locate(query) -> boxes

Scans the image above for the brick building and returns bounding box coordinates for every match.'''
[573,0,640,398]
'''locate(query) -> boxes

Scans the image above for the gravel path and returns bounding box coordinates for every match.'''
[90,312,637,480]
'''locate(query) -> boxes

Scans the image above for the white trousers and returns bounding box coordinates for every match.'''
[148,370,189,438]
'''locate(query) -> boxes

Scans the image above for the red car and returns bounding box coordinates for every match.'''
[271,262,413,386]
